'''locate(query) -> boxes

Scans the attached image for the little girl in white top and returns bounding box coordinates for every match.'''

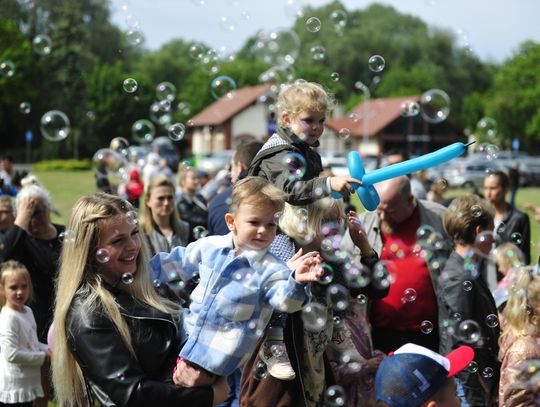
[0,260,50,407]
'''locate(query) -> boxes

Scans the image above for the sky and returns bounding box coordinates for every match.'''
[110,0,540,63]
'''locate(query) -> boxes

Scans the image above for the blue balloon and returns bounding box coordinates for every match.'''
[332,141,474,211]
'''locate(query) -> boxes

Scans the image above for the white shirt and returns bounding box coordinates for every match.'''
[0,305,48,403]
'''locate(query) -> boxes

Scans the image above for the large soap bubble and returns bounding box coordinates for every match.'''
[252,28,301,66]
[131,119,155,143]
[40,110,70,142]
[92,148,128,189]
[420,89,451,124]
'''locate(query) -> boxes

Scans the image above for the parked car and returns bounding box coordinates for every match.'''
[128,145,151,168]
[197,150,234,176]
[443,159,507,188]
[151,137,181,172]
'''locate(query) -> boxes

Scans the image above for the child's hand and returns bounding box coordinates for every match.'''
[365,354,385,373]
[290,249,323,283]
[173,358,214,387]
[44,349,52,362]
[347,211,372,255]
[330,176,363,198]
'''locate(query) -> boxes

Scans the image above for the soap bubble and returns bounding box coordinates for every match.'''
[310,45,326,61]
[400,100,420,117]
[110,137,130,156]
[338,128,350,139]
[19,102,31,114]
[189,43,207,60]
[467,361,479,373]
[327,284,350,311]
[92,148,128,189]
[123,78,138,93]
[96,248,111,263]
[0,60,15,77]
[485,314,499,328]
[476,117,498,138]
[511,232,523,245]
[168,123,186,141]
[301,302,328,331]
[318,264,334,285]
[306,17,322,32]
[471,205,483,218]
[40,110,70,142]
[282,152,306,180]
[324,385,346,406]
[156,81,177,101]
[125,210,138,225]
[420,320,434,334]
[126,28,144,46]
[330,10,347,29]
[177,101,191,115]
[58,230,75,244]
[372,261,392,289]
[219,16,237,32]
[121,272,134,285]
[193,226,208,240]
[32,34,52,55]
[463,280,473,291]
[131,119,155,143]
[482,367,494,378]
[253,28,301,66]
[210,75,237,100]
[420,89,451,124]
[402,288,417,303]
[368,55,385,72]
[253,361,267,380]
[330,72,340,82]
[457,320,481,344]
[485,144,499,160]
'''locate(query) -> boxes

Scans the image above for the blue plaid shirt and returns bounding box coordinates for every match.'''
[150,233,311,376]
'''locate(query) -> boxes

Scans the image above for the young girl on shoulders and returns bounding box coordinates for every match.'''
[0,260,50,407]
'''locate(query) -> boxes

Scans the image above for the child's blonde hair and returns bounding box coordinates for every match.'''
[230,176,287,213]
[277,81,334,126]
[0,260,33,307]
[278,197,345,243]
[501,267,540,342]
[494,242,526,274]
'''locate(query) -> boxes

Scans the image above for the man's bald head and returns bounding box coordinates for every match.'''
[376,176,416,229]
[376,176,412,204]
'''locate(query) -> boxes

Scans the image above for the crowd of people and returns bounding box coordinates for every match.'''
[0,81,538,407]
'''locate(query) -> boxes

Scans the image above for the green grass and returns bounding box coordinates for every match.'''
[33,170,96,225]
[350,186,540,262]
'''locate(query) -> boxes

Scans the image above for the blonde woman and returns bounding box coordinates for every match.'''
[499,269,540,406]
[140,175,190,255]
[52,193,227,407]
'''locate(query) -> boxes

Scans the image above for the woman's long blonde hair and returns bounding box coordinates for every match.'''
[52,193,179,406]
[501,267,540,343]
[139,174,182,236]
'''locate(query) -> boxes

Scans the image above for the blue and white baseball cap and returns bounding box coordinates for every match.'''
[375,343,474,407]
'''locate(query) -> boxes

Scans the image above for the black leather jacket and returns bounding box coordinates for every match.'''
[66,284,213,407]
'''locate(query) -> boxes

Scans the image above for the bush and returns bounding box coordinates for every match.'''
[32,159,92,171]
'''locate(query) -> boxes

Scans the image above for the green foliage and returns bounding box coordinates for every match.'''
[32,159,92,171]
[484,41,540,152]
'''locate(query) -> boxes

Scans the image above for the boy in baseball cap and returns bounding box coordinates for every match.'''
[375,343,475,407]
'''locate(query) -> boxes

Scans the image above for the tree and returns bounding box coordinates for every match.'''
[485,41,540,152]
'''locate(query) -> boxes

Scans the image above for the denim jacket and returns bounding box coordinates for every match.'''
[150,233,311,376]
